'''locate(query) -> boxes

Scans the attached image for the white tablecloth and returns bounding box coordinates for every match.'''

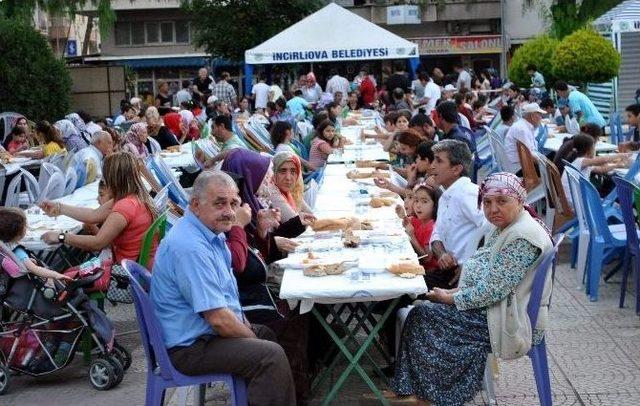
[159,142,198,171]
[327,126,390,163]
[278,163,427,313]
[2,158,42,175]
[21,181,100,252]
[544,133,617,153]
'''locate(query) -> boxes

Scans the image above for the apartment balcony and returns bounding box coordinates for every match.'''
[78,0,181,15]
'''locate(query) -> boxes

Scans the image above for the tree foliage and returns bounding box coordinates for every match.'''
[525,0,625,39]
[182,0,325,62]
[0,0,115,38]
[508,35,559,88]
[551,28,620,84]
[0,17,72,120]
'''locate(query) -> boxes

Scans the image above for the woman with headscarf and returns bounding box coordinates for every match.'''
[122,122,151,159]
[267,152,314,223]
[302,72,323,104]
[386,172,554,405]
[54,119,88,152]
[221,150,315,400]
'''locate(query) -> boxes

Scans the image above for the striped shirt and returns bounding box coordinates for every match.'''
[309,138,331,169]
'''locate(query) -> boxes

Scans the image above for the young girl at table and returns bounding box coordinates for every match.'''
[308,119,343,170]
[0,208,71,285]
[4,126,30,155]
[560,134,631,208]
[402,184,444,287]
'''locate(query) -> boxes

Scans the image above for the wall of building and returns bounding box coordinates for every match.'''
[504,0,551,45]
[99,9,201,57]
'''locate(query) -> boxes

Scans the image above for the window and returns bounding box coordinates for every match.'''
[175,20,189,43]
[115,20,192,46]
[146,22,159,43]
[160,22,174,43]
[115,22,131,46]
[132,23,145,45]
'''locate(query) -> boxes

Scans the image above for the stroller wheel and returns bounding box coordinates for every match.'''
[113,341,132,371]
[0,364,9,395]
[89,358,117,390]
[106,356,124,386]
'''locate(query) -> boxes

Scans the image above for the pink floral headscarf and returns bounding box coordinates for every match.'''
[125,122,148,157]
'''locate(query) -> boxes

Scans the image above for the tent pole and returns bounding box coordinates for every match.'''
[244,64,254,96]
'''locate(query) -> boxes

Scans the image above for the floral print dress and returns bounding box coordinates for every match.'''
[391,230,541,406]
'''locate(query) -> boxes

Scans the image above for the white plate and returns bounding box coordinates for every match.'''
[160,151,184,157]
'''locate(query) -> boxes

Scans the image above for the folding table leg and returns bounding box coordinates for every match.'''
[311,298,399,405]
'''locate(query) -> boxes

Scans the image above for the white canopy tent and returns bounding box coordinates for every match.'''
[590,0,640,114]
[243,3,419,93]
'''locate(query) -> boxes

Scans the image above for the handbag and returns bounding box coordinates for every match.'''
[106,264,134,304]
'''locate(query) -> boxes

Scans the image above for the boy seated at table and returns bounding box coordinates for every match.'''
[0,207,71,285]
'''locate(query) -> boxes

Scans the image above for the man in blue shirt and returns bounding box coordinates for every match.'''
[555,81,606,128]
[151,170,295,406]
[286,89,310,120]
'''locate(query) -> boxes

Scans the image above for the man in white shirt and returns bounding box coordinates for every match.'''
[495,105,516,139]
[423,73,441,115]
[175,80,193,106]
[325,69,350,101]
[454,64,472,91]
[73,130,113,178]
[251,75,271,112]
[504,102,545,172]
[430,139,486,286]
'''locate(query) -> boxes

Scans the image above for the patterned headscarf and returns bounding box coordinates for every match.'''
[272,151,304,210]
[477,172,527,208]
[478,172,551,238]
[54,119,87,152]
[125,122,148,157]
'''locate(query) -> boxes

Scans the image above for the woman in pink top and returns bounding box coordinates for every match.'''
[40,152,158,266]
[308,119,340,170]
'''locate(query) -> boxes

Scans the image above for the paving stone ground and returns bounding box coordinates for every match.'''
[2,242,639,405]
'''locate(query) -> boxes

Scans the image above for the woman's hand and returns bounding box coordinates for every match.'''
[425,287,455,305]
[41,230,61,244]
[274,236,299,253]
[257,208,281,238]
[53,272,73,282]
[234,203,252,228]
[437,252,458,270]
[299,212,317,226]
[406,163,418,182]
[373,177,392,191]
[39,201,61,217]
[82,223,100,235]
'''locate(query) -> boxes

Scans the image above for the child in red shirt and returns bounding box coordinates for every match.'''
[403,183,447,286]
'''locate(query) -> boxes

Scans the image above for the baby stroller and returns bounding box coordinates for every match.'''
[0,247,131,394]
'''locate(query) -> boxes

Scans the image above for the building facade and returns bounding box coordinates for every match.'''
[33,6,100,58]
[337,0,548,77]
[79,0,221,103]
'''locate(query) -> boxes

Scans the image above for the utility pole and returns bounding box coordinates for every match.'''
[500,0,508,80]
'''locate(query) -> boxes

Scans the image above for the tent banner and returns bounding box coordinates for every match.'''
[245,45,418,64]
[613,19,640,32]
[408,35,502,55]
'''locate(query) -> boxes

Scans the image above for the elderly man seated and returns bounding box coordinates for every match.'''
[72,130,113,178]
[150,170,296,406]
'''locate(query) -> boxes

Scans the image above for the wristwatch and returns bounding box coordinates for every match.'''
[58,232,66,244]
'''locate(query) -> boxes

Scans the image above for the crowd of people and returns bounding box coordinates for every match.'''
[1,59,639,406]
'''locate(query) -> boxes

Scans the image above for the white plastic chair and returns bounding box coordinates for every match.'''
[64,166,78,195]
[44,152,66,171]
[487,128,515,173]
[534,151,555,228]
[564,165,592,287]
[153,184,170,212]
[5,168,40,207]
[38,162,64,194]
[148,137,162,155]
[303,179,319,209]
[38,172,66,202]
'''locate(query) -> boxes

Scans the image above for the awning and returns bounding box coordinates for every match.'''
[594,0,640,33]
[82,54,235,69]
[245,3,418,64]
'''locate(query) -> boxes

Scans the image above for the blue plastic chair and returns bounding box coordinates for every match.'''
[536,125,548,153]
[469,127,493,182]
[602,153,640,210]
[612,177,640,315]
[578,175,628,301]
[291,139,309,160]
[610,112,623,145]
[121,260,248,406]
[526,234,564,406]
